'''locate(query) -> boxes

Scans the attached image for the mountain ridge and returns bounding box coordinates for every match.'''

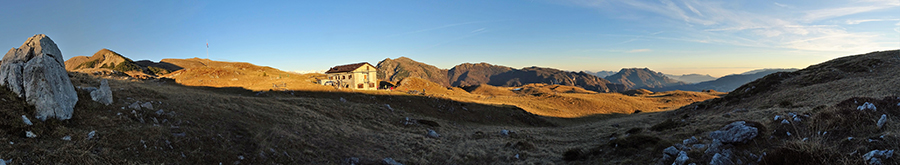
[377,57,627,92]
[604,68,685,89]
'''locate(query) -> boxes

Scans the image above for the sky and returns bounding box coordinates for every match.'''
[1,0,898,77]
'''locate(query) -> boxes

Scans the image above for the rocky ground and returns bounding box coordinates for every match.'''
[3,34,899,164]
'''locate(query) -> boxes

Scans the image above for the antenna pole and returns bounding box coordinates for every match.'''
[206,40,209,67]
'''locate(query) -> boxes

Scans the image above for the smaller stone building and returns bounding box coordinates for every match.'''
[323,62,377,90]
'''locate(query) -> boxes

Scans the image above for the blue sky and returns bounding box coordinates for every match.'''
[1,0,898,77]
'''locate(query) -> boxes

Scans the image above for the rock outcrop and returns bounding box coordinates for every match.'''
[90,79,113,105]
[709,121,759,144]
[0,34,77,121]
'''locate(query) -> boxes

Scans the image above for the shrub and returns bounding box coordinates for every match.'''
[77,59,100,69]
[112,61,141,72]
[147,66,170,75]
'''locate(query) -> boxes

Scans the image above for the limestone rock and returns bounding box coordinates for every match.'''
[858,102,877,111]
[21,115,32,126]
[673,151,689,165]
[863,149,894,165]
[25,131,36,138]
[427,129,440,138]
[877,114,887,129]
[141,102,153,110]
[87,130,96,140]
[710,153,734,165]
[709,121,759,143]
[0,34,77,121]
[129,102,141,110]
[664,146,679,156]
[705,139,723,155]
[90,79,113,105]
[683,136,699,145]
[382,157,403,165]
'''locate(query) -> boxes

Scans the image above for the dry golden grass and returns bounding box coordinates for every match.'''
[392,79,720,118]
[160,58,334,92]
[23,50,894,164]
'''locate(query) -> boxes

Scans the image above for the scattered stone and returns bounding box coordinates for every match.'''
[427,129,440,138]
[664,146,679,156]
[793,116,802,122]
[781,119,790,124]
[61,136,71,141]
[90,79,113,105]
[340,97,347,103]
[858,102,877,111]
[345,157,360,165]
[705,139,723,155]
[500,129,510,136]
[0,34,78,121]
[384,104,394,111]
[140,102,153,110]
[709,121,759,143]
[674,151,689,165]
[878,114,887,129]
[382,157,403,165]
[0,158,10,165]
[848,137,854,140]
[683,136,699,145]
[87,130,96,140]
[692,144,707,150]
[129,102,141,110]
[156,109,165,115]
[21,115,32,126]
[774,115,782,121]
[662,146,678,161]
[863,149,894,165]
[25,131,36,138]
[710,152,734,165]
[238,155,244,160]
[173,132,186,137]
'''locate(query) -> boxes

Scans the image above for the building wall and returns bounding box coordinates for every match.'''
[325,64,378,90]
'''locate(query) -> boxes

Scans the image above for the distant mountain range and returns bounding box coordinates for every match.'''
[585,70,617,78]
[653,68,799,92]
[376,57,626,92]
[604,68,686,89]
[376,57,800,93]
[665,74,717,83]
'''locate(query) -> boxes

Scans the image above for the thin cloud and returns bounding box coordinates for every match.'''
[627,49,652,53]
[802,6,896,22]
[471,28,486,33]
[846,19,900,24]
[561,0,898,53]
[683,1,703,17]
[773,2,791,8]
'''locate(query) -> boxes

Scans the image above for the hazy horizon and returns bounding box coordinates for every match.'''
[1,0,898,77]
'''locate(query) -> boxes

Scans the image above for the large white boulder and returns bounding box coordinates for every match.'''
[0,34,77,121]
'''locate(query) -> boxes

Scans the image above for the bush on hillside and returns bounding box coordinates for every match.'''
[113,61,141,73]
[77,59,101,69]
[148,66,170,75]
